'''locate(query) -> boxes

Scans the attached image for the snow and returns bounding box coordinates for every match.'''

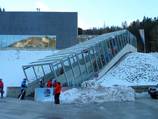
[60,86,135,104]
[63,52,158,104]
[96,52,158,87]
[0,49,58,95]
[1,50,158,104]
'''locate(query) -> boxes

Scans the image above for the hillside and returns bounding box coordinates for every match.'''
[9,36,56,48]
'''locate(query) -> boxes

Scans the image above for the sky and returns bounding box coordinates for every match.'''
[0,0,158,29]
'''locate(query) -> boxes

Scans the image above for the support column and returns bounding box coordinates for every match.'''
[22,66,29,81]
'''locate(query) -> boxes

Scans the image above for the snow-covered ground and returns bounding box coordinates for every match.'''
[0,49,58,95]
[1,50,158,103]
[95,52,158,87]
[61,52,158,104]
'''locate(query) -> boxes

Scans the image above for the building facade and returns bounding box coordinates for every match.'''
[0,11,78,49]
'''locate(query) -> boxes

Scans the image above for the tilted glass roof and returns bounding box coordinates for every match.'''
[23,30,133,68]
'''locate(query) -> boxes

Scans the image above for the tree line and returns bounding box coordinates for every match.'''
[78,16,158,52]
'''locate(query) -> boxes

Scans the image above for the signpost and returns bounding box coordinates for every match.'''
[35,88,53,102]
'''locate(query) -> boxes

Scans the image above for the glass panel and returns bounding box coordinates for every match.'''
[103,41,110,63]
[78,53,88,81]
[125,34,128,45]
[70,56,80,78]
[34,66,44,79]
[121,35,125,47]
[69,56,82,86]
[51,63,66,86]
[116,36,121,51]
[109,39,116,56]
[95,44,103,69]
[123,35,125,45]
[99,43,106,66]
[119,35,123,49]
[63,59,74,86]
[112,39,118,55]
[43,64,51,74]
[25,67,36,82]
[107,40,113,60]
[83,50,93,73]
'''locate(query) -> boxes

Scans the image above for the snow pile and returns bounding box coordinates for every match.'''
[60,86,135,104]
[97,53,158,87]
[150,52,158,59]
[81,79,98,88]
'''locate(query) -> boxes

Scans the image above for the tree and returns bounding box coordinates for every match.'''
[78,27,83,35]
[122,21,128,29]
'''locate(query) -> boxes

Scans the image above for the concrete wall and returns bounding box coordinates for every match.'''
[0,12,78,49]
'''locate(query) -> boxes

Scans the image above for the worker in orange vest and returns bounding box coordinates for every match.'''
[53,80,62,104]
[47,79,53,88]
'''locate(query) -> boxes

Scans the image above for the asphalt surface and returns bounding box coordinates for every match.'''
[0,94,158,119]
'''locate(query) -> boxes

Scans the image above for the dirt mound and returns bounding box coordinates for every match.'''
[9,36,56,48]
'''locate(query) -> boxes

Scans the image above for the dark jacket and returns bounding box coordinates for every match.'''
[21,80,27,90]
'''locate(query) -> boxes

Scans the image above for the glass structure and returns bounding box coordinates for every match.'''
[22,30,137,87]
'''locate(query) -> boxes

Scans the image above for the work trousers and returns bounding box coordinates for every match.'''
[54,93,60,104]
[0,88,3,98]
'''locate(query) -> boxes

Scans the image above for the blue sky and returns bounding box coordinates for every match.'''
[0,0,158,29]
